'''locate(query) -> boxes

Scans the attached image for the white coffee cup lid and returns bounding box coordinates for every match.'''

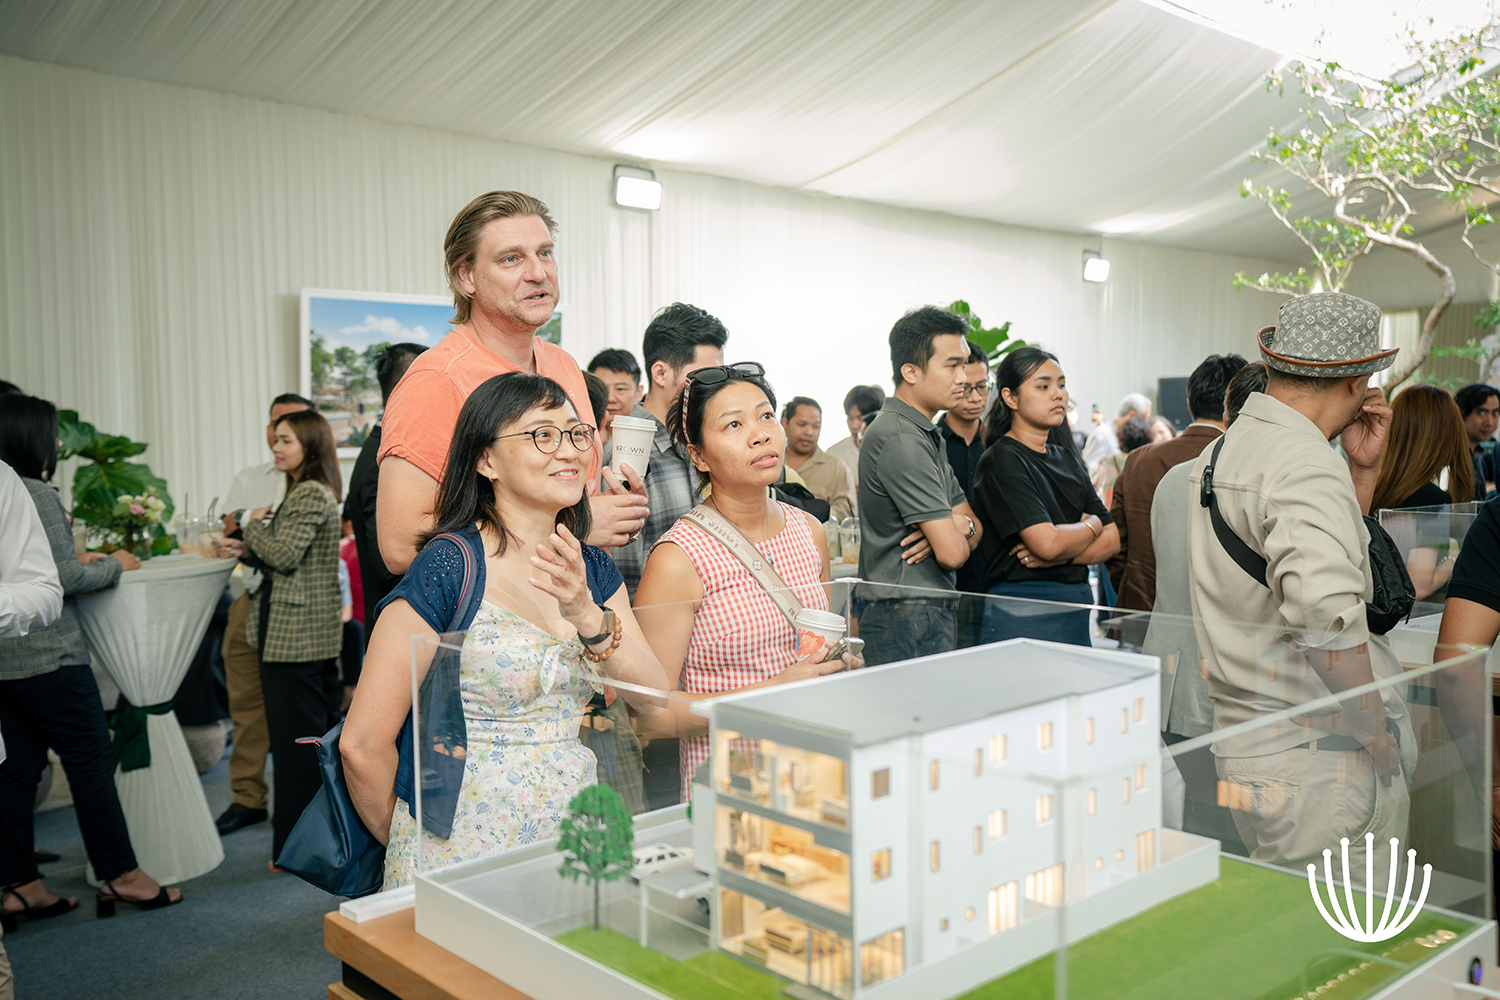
[794,608,846,630]
[610,415,657,431]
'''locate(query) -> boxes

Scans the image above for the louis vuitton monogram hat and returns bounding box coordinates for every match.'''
[1257,291,1398,378]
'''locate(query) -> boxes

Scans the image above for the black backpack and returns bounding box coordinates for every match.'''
[1199,437,1414,635]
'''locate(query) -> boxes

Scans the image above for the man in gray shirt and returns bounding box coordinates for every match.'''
[858,306,982,664]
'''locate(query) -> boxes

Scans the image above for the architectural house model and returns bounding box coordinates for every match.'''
[689,638,1220,1000]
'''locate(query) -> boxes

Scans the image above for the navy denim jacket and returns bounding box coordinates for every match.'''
[377,522,622,839]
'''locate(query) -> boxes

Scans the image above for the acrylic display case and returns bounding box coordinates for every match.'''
[402,582,1494,1000]
[1379,503,1485,619]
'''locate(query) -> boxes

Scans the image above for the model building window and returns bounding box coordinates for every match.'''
[987,809,1006,840]
[973,826,983,854]
[929,760,940,791]
[718,805,851,914]
[1120,707,1129,733]
[1133,696,1145,723]
[940,918,949,931]
[973,748,983,776]
[930,841,940,871]
[1135,763,1148,790]
[988,881,1018,935]
[1085,716,1095,743]
[990,734,1008,765]
[1024,864,1064,907]
[965,906,975,920]
[1035,794,1053,825]
[859,928,904,988]
[871,849,891,882]
[1095,857,1104,869]
[871,768,890,799]
[1135,829,1157,872]
[1122,777,1131,804]
[1087,788,1097,815]
[1037,721,1053,751]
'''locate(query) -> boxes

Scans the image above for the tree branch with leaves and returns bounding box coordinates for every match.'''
[1237,21,1500,388]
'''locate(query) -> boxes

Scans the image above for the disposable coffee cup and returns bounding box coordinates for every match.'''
[794,608,846,657]
[610,415,656,480]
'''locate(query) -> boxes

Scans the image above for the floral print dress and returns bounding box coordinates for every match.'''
[382,600,600,888]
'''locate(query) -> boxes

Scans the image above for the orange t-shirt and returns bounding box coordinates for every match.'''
[377,325,602,486]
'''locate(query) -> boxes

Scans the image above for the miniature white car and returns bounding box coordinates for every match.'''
[631,843,694,879]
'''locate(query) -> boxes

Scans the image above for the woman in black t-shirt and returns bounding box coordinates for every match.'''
[971,348,1119,645]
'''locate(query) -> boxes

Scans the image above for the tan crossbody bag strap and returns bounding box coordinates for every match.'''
[681,503,804,629]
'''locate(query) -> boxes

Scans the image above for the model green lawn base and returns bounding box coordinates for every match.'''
[957,859,1475,1000]
[557,859,1476,1000]
[558,926,787,1000]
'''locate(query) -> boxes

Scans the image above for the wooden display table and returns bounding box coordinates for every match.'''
[324,909,534,1000]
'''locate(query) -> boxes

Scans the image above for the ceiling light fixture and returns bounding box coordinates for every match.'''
[1083,250,1110,283]
[613,165,661,211]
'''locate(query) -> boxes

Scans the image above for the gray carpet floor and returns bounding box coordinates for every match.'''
[6,752,341,1000]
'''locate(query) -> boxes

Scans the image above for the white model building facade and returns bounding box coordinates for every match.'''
[692,638,1213,1000]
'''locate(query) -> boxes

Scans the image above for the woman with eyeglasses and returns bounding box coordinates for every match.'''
[634,363,854,801]
[342,373,669,888]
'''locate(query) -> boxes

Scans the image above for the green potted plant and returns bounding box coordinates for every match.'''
[58,410,174,556]
[948,300,1024,361]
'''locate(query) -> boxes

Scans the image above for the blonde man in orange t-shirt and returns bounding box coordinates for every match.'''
[376,191,648,574]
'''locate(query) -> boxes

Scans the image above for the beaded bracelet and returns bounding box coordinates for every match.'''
[582,614,623,663]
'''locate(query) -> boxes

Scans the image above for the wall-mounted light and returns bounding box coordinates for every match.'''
[613,164,661,211]
[1083,250,1110,283]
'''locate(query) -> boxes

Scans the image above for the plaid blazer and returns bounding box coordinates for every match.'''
[243,479,342,662]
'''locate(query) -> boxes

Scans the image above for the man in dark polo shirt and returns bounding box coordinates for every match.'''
[938,339,991,647]
[858,307,983,665]
[1106,353,1244,613]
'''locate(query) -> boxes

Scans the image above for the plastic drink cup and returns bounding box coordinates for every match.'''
[609,415,656,479]
[794,609,846,657]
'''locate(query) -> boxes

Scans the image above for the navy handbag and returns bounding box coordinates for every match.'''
[275,531,478,897]
[276,721,386,897]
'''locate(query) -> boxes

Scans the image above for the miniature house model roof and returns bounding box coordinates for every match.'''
[708,639,1158,747]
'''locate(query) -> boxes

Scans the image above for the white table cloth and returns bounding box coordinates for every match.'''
[76,553,236,885]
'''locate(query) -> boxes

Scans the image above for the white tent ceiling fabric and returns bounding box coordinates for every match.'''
[0,54,1288,512]
[0,0,1321,258]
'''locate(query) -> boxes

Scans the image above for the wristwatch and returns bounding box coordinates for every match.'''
[577,605,617,646]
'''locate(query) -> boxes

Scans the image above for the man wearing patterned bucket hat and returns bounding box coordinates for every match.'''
[1184,292,1416,880]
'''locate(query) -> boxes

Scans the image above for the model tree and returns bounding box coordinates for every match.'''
[556,784,634,931]
[1237,20,1500,388]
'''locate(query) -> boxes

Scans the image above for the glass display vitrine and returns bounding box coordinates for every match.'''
[402,583,1493,1000]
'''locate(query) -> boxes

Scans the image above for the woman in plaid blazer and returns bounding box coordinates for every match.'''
[225,409,343,862]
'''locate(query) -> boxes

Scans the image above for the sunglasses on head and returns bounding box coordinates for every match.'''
[681,362,767,423]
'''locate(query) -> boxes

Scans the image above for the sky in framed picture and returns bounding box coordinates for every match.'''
[300,288,455,452]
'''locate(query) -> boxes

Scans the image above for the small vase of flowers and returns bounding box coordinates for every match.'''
[109,488,168,560]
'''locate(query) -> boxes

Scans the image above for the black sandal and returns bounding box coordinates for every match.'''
[96,879,184,919]
[0,883,79,933]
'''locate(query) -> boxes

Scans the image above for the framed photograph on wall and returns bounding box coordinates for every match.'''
[299,288,456,457]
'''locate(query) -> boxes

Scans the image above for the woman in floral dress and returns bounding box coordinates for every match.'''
[341,373,669,888]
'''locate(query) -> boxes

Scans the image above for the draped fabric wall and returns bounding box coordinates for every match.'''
[0,54,1291,511]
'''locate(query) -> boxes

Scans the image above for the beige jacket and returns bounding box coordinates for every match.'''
[1185,392,1411,761]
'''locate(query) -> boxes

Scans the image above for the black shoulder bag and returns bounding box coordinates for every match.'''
[1199,437,1414,635]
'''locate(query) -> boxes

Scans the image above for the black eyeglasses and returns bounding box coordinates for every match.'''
[496,424,597,454]
[681,362,766,424]
[959,379,996,398]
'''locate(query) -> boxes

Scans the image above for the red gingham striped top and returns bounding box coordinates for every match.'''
[654,501,829,799]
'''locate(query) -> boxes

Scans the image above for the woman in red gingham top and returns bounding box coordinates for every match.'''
[635,363,851,801]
